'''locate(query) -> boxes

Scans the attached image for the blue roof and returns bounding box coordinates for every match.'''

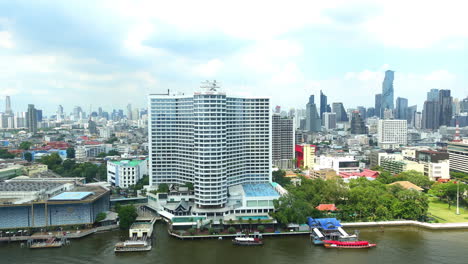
[242,183,279,197]
[49,192,94,201]
[307,218,342,230]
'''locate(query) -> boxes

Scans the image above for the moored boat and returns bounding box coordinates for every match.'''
[114,240,152,253]
[322,240,377,249]
[29,237,63,249]
[232,233,263,246]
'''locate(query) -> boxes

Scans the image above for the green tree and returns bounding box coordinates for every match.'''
[395,170,432,189]
[95,212,107,222]
[257,225,265,233]
[158,183,169,193]
[228,227,236,234]
[272,170,291,186]
[188,228,196,235]
[0,149,14,159]
[66,147,75,159]
[19,141,32,150]
[39,153,63,171]
[117,205,138,229]
[24,152,33,162]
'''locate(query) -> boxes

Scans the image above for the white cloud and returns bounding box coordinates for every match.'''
[193,59,224,78]
[0,31,13,49]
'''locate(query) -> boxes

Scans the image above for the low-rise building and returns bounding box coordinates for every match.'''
[295,144,316,169]
[107,159,148,188]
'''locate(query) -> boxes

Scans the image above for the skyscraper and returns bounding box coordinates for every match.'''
[422,101,439,129]
[381,70,395,114]
[332,102,349,122]
[127,104,133,120]
[357,106,367,120]
[320,90,328,121]
[272,114,294,169]
[406,105,417,125]
[378,119,407,149]
[306,95,321,132]
[395,97,408,120]
[148,81,270,210]
[367,107,376,118]
[439,89,453,127]
[375,94,382,118]
[323,112,337,130]
[36,109,43,122]
[5,96,12,115]
[350,111,367,134]
[427,89,439,102]
[461,97,468,113]
[26,104,37,134]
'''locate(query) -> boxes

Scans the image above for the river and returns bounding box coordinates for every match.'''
[1,223,467,264]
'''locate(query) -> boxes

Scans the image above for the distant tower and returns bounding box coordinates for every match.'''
[454,121,461,142]
[5,96,12,115]
[381,70,395,114]
[26,104,37,134]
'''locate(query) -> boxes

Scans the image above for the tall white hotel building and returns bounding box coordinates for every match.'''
[148,81,272,213]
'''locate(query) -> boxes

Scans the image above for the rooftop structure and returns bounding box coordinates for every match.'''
[48,191,94,201]
[242,183,279,197]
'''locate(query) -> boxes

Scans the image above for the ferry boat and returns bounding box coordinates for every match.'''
[322,240,377,249]
[114,240,152,253]
[29,237,63,249]
[232,233,263,246]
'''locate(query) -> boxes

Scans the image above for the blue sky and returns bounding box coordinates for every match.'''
[0,0,466,115]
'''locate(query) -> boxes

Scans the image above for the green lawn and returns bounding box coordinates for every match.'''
[428,199,468,223]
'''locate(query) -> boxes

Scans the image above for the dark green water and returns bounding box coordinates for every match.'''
[1,223,467,264]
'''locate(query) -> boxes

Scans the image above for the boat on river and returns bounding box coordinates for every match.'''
[322,240,377,249]
[114,240,152,252]
[232,233,263,246]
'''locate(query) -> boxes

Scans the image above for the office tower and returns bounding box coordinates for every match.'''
[422,101,439,129]
[148,81,270,209]
[5,96,12,115]
[427,89,440,102]
[98,107,103,117]
[73,106,82,120]
[395,97,408,120]
[132,108,140,121]
[56,105,64,121]
[323,112,336,130]
[88,119,97,134]
[383,109,394,120]
[413,111,422,129]
[378,119,407,149]
[320,90,328,121]
[375,94,382,118]
[332,102,349,122]
[439,89,453,127]
[26,104,37,134]
[350,111,367,134]
[357,106,367,120]
[452,98,460,115]
[272,114,294,169]
[306,95,321,132]
[127,104,133,120]
[460,97,468,113]
[0,113,7,128]
[366,107,375,119]
[36,109,43,122]
[381,70,395,114]
[406,105,417,125]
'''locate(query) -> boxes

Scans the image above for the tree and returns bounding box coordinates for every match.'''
[257,225,265,233]
[228,227,236,234]
[24,152,33,162]
[19,141,32,150]
[0,149,14,159]
[39,153,63,171]
[395,170,432,189]
[188,228,196,235]
[158,183,169,193]
[272,170,291,186]
[95,212,107,222]
[107,150,120,156]
[66,147,75,159]
[117,205,137,229]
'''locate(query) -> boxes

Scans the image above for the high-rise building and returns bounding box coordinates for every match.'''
[395,97,408,120]
[5,96,12,116]
[422,101,440,129]
[461,97,468,113]
[439,89,453,127]
[323,112,336,130]
[332,102,348,122]
[148,81,271,210]
[448,141,468,173]
[381,70,395,114]
[375,94,382,118]
[357,106,367,120]
[127,104,133,120]
[378,119,407,149]
[57,105,64,121]
[320,90,328,121]
[272,114,294,169]
[427,89,440,102]
[383,109,394,120]
[36,109,43,122]
[366,107,375,119]
[73,106,82,120]
[453,98,461,115]
[26,104,37,134]
[350,111,367,134]
[406,105,417,125]
[98,107,103,117]
[306,95,321,132]
[413,111,422,129]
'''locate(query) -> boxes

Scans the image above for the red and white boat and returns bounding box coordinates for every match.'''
[322,240,377,249]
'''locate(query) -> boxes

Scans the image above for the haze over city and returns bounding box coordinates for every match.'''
[0,0,467,114]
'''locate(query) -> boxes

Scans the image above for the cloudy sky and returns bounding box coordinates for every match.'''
[0,0,467,115]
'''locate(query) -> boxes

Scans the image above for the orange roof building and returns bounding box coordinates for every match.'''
[316,204,338,211]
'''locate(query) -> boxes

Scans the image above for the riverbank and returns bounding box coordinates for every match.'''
[0,224,119,242]
[168,220,468,240]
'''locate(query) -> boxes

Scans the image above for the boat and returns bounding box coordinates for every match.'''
[232,233,263,246]
[322,240,377,249]
[114,240,152,253]
[29,237,63,249]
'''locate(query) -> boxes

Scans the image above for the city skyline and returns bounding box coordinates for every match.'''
[0,1,467,114]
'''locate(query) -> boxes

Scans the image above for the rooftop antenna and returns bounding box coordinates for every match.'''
[200,80,220,92]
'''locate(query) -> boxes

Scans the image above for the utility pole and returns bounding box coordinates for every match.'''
[456,181,460,215]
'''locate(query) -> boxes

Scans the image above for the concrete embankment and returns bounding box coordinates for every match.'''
[342,221,468,230]
[0,224,119,242]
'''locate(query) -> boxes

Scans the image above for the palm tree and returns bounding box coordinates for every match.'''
[248,218,253,232]
[219,219,224,231]
[228,218,234,228]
